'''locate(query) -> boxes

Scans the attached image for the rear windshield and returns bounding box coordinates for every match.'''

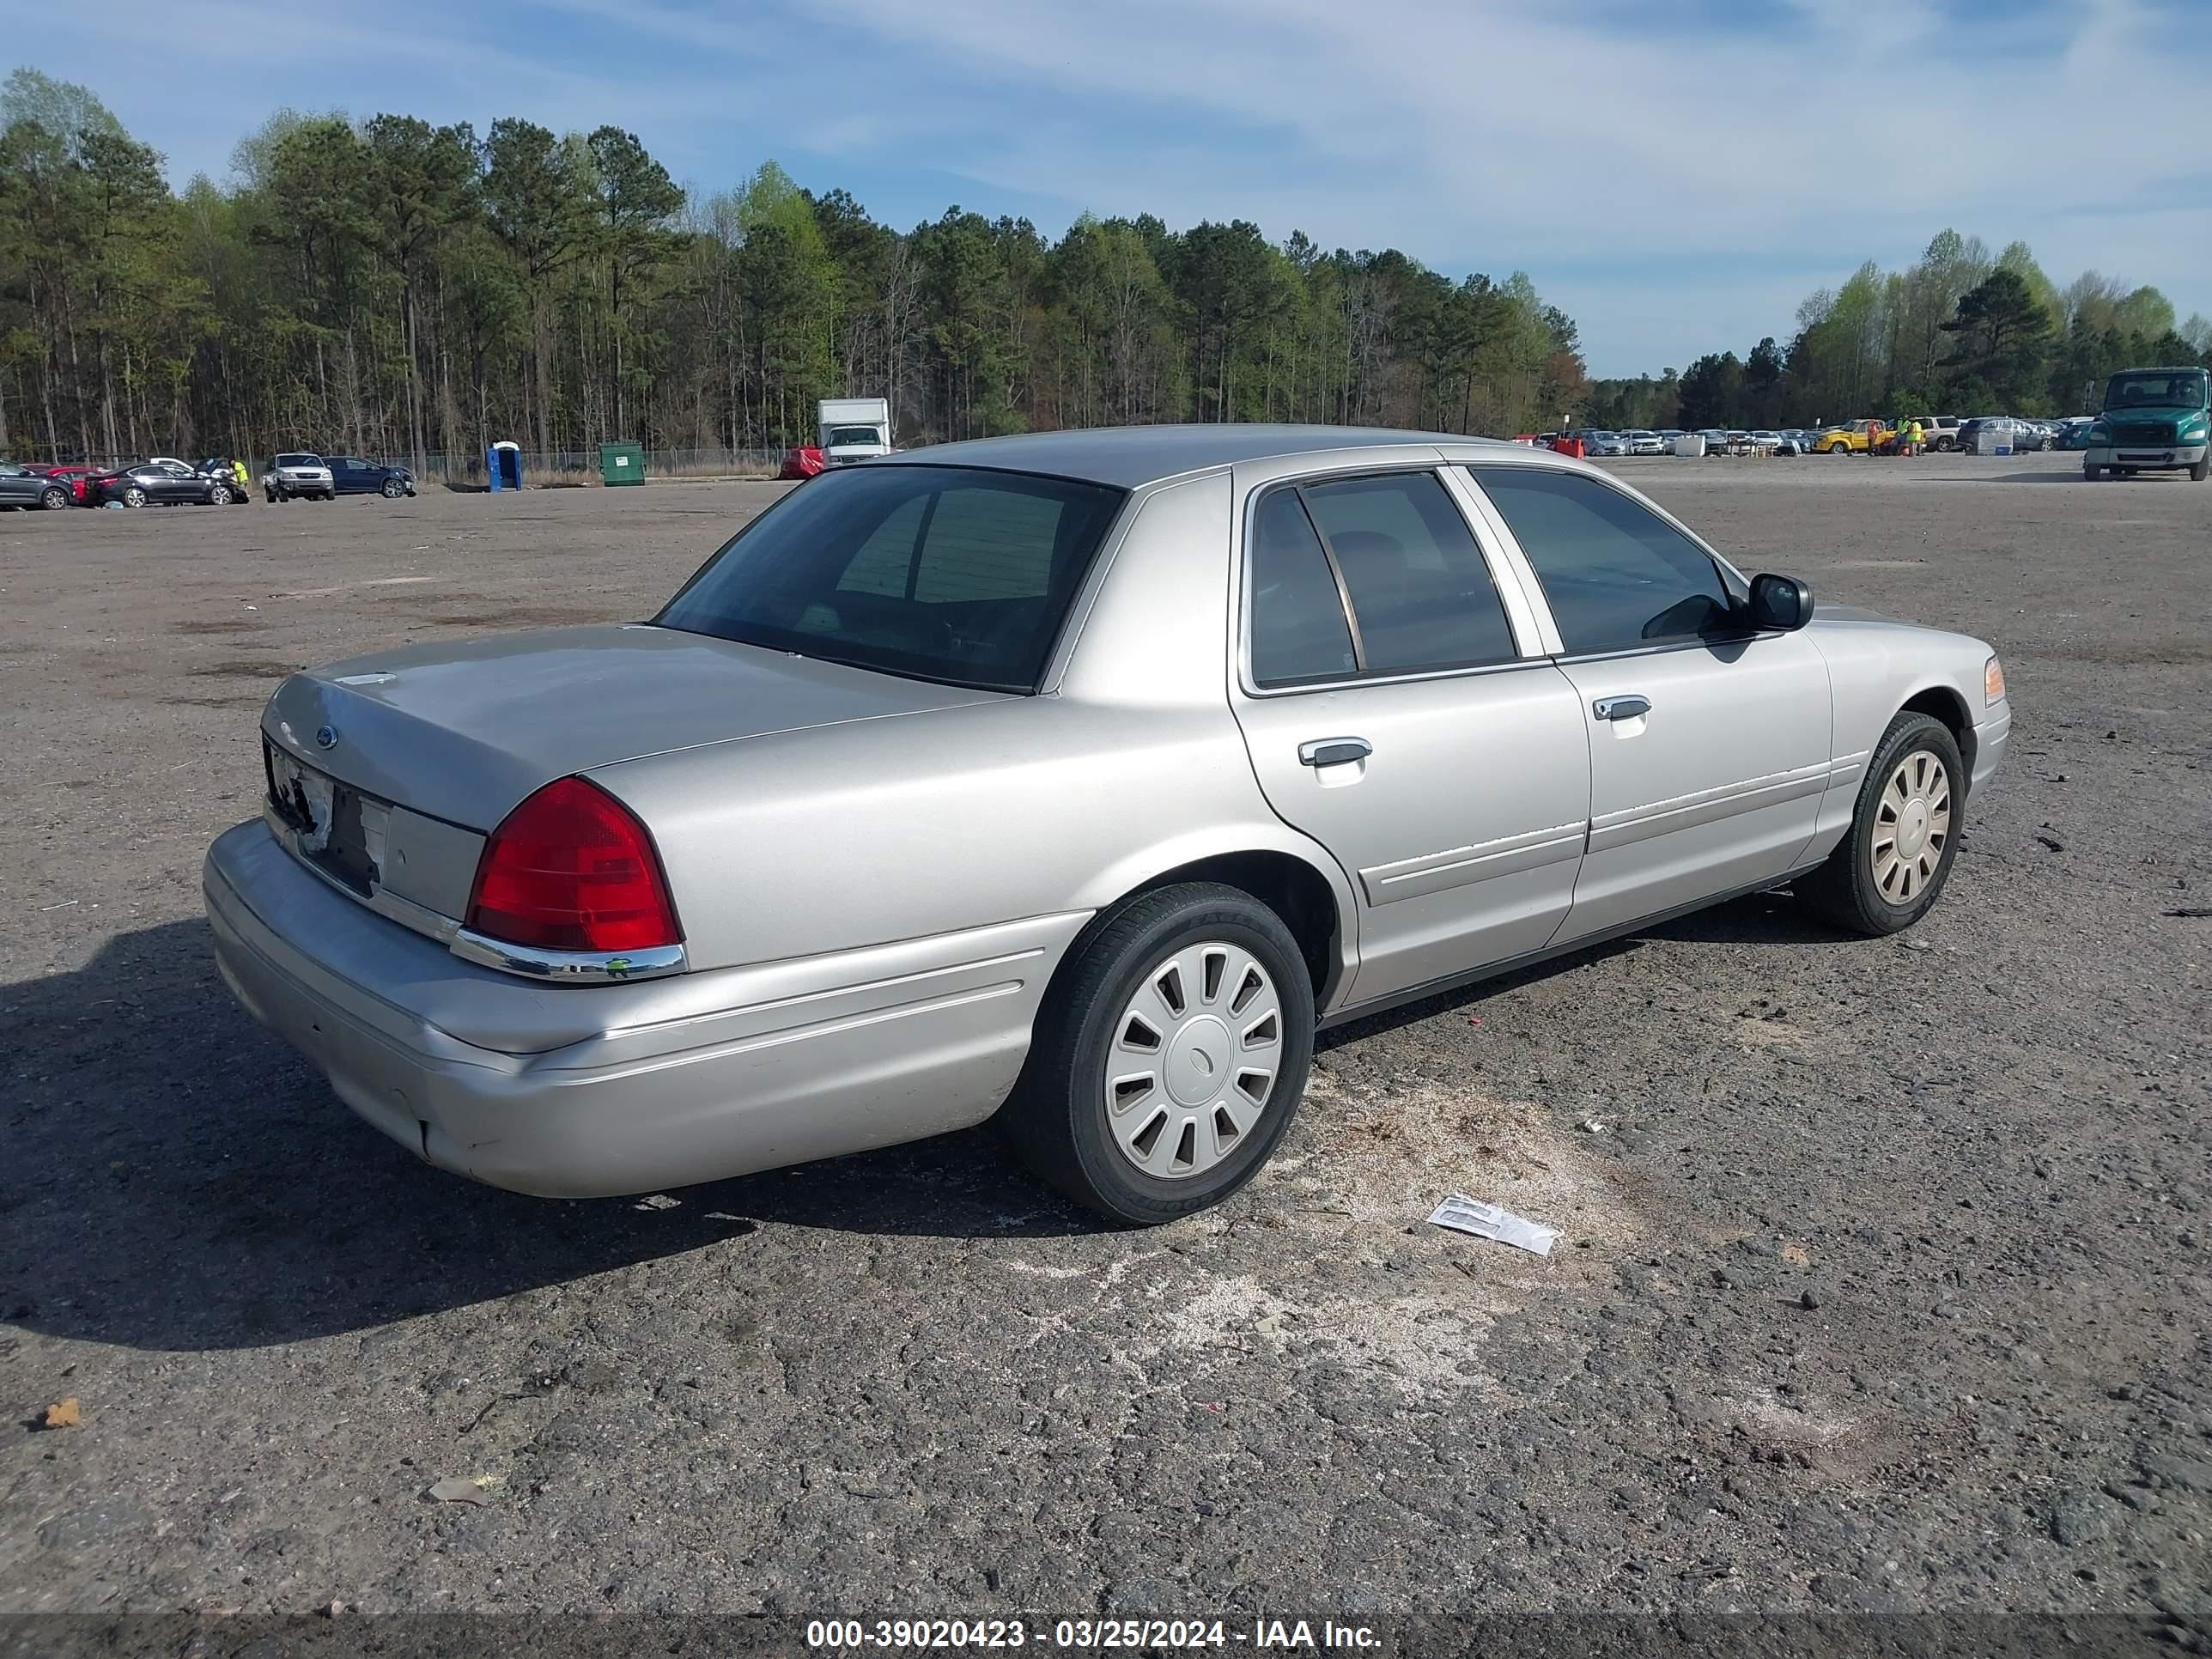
[275,453,322,467]
[656,464,1127,693]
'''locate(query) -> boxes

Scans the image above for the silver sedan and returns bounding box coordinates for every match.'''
[204,426,2011,1223]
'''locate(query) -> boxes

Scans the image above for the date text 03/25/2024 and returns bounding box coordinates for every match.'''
[804,1619,1382,1650]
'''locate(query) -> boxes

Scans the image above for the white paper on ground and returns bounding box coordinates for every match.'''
[1426,1194,1560,1257]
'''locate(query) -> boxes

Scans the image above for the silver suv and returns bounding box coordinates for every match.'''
[262,453,335,502]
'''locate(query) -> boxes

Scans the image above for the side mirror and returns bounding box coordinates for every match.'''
[1748,573,1814,630]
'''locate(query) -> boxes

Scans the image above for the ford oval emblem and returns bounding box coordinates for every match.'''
[314,725,340,750]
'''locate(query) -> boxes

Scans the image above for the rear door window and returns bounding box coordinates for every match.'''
[1298,473,1517,676]
[1247,489,1357,687]
[1468,465,1740,655]
[1247,471,1517,688]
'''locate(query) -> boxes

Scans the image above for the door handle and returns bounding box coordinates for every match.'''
[1593,696,1651,722]
[1297,737,1371,768]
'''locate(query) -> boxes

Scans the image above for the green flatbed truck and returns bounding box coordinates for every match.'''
[2081,366,2210,482]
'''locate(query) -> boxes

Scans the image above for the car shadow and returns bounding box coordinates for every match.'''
[1318,888,1831,1049]
[0,921,1098,1354]
[6,891,1842,1352]
[1907,468,2087,483]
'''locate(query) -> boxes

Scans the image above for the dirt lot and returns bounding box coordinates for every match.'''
[1,455,2207,1651]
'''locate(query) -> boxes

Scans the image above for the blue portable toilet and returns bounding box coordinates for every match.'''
[486,441,522,491]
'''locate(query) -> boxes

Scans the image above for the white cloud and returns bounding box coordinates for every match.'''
[9,0,2207,371]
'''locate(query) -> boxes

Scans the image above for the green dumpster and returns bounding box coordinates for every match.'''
[599,441,645,487]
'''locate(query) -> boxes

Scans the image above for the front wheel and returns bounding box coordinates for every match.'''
[207,483,231,505]
[2192,455,2209,483]
[380,477,403,498]
[1800,713,1965,936]
[2083,462,2102,481]
[1000,883,1315,1225]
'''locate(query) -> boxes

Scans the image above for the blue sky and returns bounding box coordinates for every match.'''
[9,0,2209,376]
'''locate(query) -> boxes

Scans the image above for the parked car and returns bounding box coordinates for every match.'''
[2082,365,2211,482]
[2051,416,2097,452]
[1963,416,2046,453]
[325,454,417,497]
[1814,420,1887,455]
[204,425,2011,1223]
[1693,428,1731,454]
[193,458,253,502]
[778,446,826,481]
[263,453,336,501]
[90,459,240,507]
[1583,431,1630,457]
[0,462,76,509]
[13,461,101,505]
[1624,430,1665,455]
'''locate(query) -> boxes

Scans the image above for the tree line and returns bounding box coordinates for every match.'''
[1583,230,2212,433]
[0,68,1589,472]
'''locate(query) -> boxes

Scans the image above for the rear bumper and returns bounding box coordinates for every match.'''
[203,819,1085,1197]
[2085,443,2204,471]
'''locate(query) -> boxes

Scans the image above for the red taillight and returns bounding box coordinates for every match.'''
[465,776,681,953]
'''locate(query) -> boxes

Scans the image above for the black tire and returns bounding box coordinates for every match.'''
[2083,462,2102,481]
[2191,455,2209,483]
[1799,712,1966,937]
[381,477,403,498]
[208,483,230,505]
[1000,882,1316,1225]
[39,485,67,510]
[121,486,146,507]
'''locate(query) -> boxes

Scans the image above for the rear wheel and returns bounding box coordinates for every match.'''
[121,485,146,507]
[39,485,66,510]
[1800,713,1965,937]
[1001,883,1314,1225]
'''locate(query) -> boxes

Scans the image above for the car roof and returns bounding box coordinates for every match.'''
[869,423,1523,489]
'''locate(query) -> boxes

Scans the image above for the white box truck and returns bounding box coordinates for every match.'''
[818,398,892,466]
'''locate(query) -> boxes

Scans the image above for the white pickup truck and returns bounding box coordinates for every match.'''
[817,398,893,467]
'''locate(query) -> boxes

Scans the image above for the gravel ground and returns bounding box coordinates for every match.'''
[0,455,2206,1650]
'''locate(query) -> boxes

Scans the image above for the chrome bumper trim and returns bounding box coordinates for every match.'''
[449,930,688,984]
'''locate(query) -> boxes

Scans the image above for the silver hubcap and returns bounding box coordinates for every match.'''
[1103,941,1282,1180]
[1872,749,1952,903]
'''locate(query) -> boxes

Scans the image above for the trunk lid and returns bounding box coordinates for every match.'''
[261,623,1005,832]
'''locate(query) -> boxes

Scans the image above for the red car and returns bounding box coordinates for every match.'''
[777,445,825,481]
[29,463,99,505]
